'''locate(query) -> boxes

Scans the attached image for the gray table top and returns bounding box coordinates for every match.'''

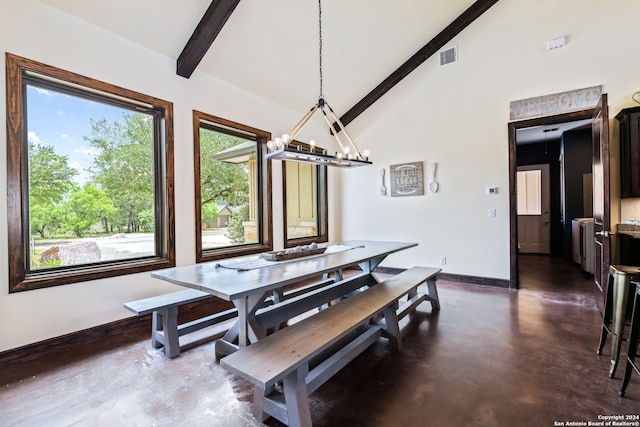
[151,240,417,301]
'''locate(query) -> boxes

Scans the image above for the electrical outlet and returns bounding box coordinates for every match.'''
[439,256,446,265]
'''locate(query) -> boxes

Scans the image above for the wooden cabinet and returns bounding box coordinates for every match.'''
[616,106,640,198]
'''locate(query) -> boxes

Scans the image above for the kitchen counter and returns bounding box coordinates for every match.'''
[618,224,640,265]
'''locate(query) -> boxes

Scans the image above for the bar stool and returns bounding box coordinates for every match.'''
[596,265,640,378]
[619,281,640,397]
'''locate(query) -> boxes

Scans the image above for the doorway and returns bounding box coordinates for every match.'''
[508,110,595,290]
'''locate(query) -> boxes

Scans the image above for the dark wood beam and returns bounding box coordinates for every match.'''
[334,0,500,131]
[177,0,241,78]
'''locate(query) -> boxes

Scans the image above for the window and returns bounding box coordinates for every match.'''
[517,169,542,215]
[6,53,175,292]
[283,141,328,248]
[193,111,272,262]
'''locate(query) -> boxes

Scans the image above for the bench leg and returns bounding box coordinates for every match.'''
[282,365,312,427]
[253,386,269,422]
[161,307,180,359]
[151,311,163,349]
[426,277,441,310]
[383,305,403,352]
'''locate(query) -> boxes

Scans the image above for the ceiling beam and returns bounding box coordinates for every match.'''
[334,0,500,131]
[177,0,241,79]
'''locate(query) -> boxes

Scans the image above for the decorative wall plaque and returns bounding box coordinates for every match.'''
[390,162,424,197]
[509,86,602,120]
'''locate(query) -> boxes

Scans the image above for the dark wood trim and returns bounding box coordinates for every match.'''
[438,272,510,289]
[352,266,509,288]
[282,141,329,248]
[0,298,233,368]
[193,110,273,263]
[508,109,594,290]
[5,53,176,293]
[334,0,500,131]
[177,0,241,78]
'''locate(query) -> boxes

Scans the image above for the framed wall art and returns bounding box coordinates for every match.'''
[390,161,424,197]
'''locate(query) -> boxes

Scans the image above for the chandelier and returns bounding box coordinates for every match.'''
[265,0,371,168]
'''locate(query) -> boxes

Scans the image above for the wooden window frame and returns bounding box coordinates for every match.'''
[282,141,328,248]
[5,53,175,293]
[193,110,272,263]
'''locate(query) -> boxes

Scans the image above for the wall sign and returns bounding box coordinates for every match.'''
[510,86,602,120]
[390,162,424,197]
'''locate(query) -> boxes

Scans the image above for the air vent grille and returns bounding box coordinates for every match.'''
[439,46,457,66]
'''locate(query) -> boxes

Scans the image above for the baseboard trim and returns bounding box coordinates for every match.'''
[371,266,510,289]
[438,272,511,289]
[0,297,233,367]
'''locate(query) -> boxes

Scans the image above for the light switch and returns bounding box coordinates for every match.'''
[489,208,496,217]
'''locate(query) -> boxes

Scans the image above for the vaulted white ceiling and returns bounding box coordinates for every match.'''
[37,0,477,117]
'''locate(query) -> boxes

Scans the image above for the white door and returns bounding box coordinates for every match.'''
[517,164,551,254]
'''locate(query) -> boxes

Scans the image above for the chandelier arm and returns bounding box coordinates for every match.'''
[287,104,320,141]
[324,102,363,157]
[319,108,347,153]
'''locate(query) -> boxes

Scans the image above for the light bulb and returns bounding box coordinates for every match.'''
[343,146,351,154]
[337,152,344,159]
[274,137,282,148]
[309,140,316,152]
[267,140,274,151]
[362,149,370,158]
[282,134,290,144]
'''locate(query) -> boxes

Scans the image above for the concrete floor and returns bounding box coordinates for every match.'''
[2,255,639,426]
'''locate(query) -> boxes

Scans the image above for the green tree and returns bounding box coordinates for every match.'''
[199,129,250,207]
[28,141,77,206]
[62,184,116,237]
[28,141,77,238]
[85,114,154,233]
[201,202,220,226]
[226,204,249,243]
[30,203,63,238]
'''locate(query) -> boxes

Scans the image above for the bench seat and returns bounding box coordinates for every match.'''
[221,266,440,427]
[124,289,237,358]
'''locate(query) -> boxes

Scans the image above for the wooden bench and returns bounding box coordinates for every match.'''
[221,266,440,427]
[124,289,238,358]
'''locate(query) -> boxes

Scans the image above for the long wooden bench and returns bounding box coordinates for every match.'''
[124,289,238,358]
[221,266,440,427]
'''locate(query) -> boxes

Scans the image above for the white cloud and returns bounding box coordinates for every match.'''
[28,131,43,145]
[61,133,69,138]
[34,87,53,96]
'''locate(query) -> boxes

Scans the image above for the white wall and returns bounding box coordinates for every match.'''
[2,0,640,352]
[335,0,640,278]
[0,0,330,352]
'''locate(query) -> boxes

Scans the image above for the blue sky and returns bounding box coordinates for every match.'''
[26,84,129,185]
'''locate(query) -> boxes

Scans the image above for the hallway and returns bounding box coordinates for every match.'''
[2,258,638,427]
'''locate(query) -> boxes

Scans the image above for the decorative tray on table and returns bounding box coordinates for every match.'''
[260,246,326,261]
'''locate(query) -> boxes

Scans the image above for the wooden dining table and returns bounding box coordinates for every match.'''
[151,240,417,357]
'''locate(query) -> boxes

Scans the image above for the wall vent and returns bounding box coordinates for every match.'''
[439,46,458,66]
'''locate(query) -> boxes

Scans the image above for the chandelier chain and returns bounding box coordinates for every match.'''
[318,0,323,100]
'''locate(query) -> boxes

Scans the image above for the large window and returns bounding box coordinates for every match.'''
[193,111,272,262]
[283,141,328,248]
[6,53,175,292]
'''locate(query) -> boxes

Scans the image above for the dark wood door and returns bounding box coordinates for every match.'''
[592,94,610,312]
